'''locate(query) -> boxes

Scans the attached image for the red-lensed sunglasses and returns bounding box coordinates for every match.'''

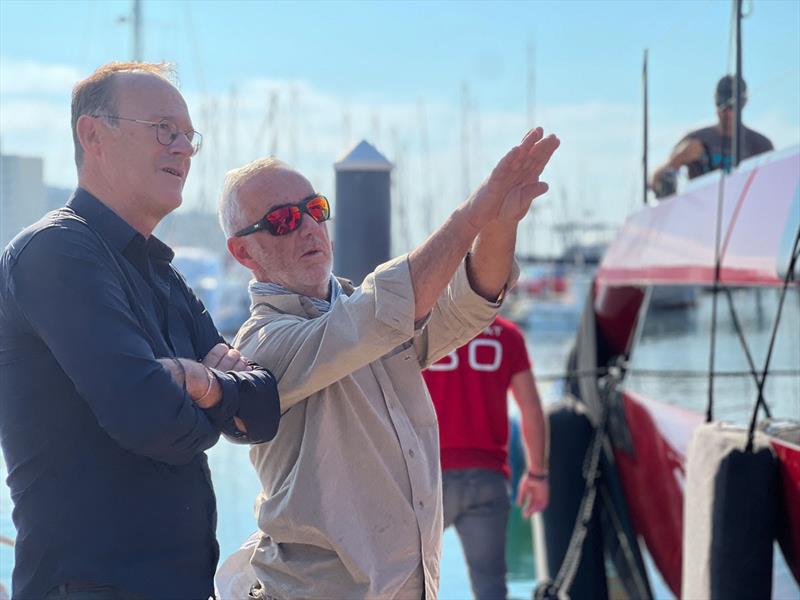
[234,194,331,237]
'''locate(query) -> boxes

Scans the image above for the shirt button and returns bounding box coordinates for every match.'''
[408,448,415,458]
[418,500,424,509]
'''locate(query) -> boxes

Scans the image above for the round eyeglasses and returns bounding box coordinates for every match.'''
[96,115,203,156]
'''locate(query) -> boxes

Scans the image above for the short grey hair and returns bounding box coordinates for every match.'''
[218,156,290,238]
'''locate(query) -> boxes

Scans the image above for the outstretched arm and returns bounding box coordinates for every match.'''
[408,128,560,319]
[511,368,549,518]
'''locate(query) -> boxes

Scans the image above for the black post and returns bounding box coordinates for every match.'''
[333,140,393,285]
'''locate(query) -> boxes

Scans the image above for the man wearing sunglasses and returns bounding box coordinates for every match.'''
[0,62,281,599]
[651,75,773,198]
[215,129,559,600]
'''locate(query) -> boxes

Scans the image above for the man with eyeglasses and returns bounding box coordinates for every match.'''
[214,129,559,600]
[650,75,773,198]
[0,62,280,599]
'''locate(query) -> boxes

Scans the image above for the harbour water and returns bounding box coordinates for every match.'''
[1,285,797,598]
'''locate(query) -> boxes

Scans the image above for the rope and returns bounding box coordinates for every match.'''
[745,225,800,452]
[598,485,651,600]
[534,387,610,600]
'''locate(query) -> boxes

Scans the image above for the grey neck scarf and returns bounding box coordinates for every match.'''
[249,275,344,314]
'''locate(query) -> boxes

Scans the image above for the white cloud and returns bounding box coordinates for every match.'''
[2,60,798,256]
[0,56,82,95]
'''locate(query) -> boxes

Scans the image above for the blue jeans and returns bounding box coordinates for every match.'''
[442,468,510,600]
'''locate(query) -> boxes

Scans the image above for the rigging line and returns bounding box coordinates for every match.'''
[535,368,800,384]
[723,287,773,419]
[646,0,717,54]
[626,368,800,379]
[183,1,207,95]
[705,170,726,423]
[727,0,738,74]
[705,0,743,424]
[746,225,800,453]
[77,0,97,67]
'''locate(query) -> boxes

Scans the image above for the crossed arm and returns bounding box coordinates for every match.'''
[12,227,277,463]
[158,344,251,431]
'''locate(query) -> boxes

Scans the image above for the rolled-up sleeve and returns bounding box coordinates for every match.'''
[10,227,220,465]
[414,256,519,368]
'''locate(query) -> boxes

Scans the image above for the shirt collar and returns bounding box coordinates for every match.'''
[67,187,174,263]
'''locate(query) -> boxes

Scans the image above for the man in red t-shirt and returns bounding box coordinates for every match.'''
[423,315,548,600]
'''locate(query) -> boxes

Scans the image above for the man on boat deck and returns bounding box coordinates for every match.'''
[0,62,280,599]
[214,129,560,599]
[651,74,773,198]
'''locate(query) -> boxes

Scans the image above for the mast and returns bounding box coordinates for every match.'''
[642,49,649,205]
[526,39,537,255]
[132,0,142,62]
[733,0,743,168]
[526,40,535,128]
[417,100,434,237]
[460,82,471,200]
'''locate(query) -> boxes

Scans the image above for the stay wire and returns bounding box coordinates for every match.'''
[705,171,727,423]
[723,287,772,418]
[745,225,800,453]
[534,367,800,384]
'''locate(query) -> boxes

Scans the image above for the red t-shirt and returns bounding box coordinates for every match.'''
[422,316,531,478]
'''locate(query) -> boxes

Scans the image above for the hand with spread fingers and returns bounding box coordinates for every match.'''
[465,127,560,228]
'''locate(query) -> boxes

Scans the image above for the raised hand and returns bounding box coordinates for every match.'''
[464,127,560,228]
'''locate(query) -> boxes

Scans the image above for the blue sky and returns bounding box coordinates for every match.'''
[2,0,799,253]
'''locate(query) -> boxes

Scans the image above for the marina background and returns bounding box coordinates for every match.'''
[2,0,799,256]
[1,0,799,597]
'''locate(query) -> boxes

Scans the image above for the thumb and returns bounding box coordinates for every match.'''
[521,181,549,202]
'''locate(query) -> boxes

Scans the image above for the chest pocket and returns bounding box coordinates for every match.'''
[380,342,438,428]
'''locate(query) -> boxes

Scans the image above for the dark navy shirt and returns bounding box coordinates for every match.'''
[0,189,280,599]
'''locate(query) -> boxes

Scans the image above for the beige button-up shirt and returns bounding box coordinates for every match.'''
[218,255,515,599]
